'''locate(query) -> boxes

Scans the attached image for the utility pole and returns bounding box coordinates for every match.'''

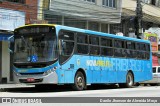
[136,0,143,39]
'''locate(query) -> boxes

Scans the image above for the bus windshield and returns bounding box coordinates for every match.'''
[14,26,57,63]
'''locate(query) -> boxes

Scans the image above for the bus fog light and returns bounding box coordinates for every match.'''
[14,70,20,76]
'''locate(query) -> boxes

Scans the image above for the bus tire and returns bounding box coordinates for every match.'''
[72,71,86,91]
[126,72,134,88]
[119,72,134,88]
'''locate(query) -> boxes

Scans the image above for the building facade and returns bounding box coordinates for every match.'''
[39,0,122,33]
[0,0,39,83]
[121,0,160,66]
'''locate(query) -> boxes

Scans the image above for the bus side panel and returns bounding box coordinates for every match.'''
[133,60,152,82]
[60,56,76,83]
[57,56,77,84]
[56,69,65,84]
[75,55,92,84]
[89,56,101,83]
[143,60,152,81]
[116,59,128,83]
[100,57,108,83]
[107,58,117,83]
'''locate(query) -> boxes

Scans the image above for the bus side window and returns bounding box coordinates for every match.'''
[145,44,150,51]
[59,30,75,64]
[90,46,100,55]
[101,38,112,47]
[100,37,113,57]
[77,33,88,54]
[89,36,99,45]
[136,43,140,50]
[89,36,99,55]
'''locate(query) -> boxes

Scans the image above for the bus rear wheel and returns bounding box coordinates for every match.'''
[72,71,86,91]
[119,72,134,88]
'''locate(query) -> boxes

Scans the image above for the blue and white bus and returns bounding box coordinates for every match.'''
[13,24,152,90]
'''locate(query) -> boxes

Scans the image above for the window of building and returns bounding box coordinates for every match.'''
[102,0,116,8]
[101,24,109,33]
[44,14,62,25]
[151,0,156,5]
[88,22,99,31]
[142,0,149,4]
[64,17,86,29]
[6,0,25,4]
[83,0,96,3]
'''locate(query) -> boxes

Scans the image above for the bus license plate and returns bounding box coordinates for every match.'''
[27,78,35,82]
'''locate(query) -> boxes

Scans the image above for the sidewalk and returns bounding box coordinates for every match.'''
[0,84,34,89]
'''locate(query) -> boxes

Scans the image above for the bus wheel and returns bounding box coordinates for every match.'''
[126,72,134,88]
[119,72,134,88]
[72,71,86,91]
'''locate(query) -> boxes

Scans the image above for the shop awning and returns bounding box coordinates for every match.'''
[0,34,12,41]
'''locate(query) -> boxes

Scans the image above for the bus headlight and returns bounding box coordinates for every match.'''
[43,69,53,76]
[43,67,57,76]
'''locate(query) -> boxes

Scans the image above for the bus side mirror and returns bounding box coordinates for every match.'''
[8,35,14,53]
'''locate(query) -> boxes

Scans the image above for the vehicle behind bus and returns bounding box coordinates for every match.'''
[141,66,160,86]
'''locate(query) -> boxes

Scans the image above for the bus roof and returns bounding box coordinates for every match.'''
[15,24,150,44]
[56,25,150,44]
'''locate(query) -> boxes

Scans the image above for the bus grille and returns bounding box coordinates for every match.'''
[19,72,44,76]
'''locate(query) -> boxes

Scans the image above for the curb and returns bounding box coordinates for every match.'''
[0,84,34,89]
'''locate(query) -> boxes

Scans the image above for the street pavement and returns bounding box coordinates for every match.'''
[0,85,160,106]
[0,84,34,90]
[0,85,160,97]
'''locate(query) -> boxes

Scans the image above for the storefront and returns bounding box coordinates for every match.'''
[0,8,25,84]
[0,33,12,83]
[144,32,159,66]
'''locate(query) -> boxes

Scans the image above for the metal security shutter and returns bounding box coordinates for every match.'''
[88,22,99,31]
[101,24,109,33]
[44,14,62,25]
[64,17,86,29]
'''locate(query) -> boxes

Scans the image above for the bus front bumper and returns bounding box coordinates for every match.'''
[13,71,58,84]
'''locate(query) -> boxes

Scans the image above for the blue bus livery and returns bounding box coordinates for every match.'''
[13,24,152,90]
